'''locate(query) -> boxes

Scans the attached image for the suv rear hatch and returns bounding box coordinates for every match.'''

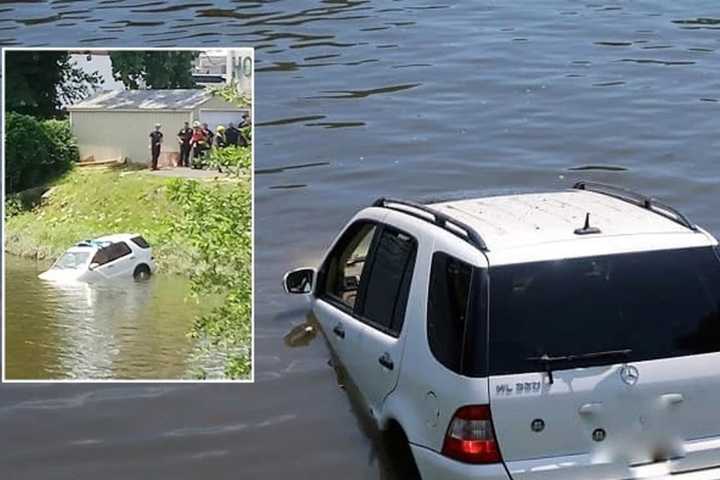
[486,247,720,480]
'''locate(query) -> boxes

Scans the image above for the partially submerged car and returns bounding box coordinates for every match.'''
[284,182,720,480]
[39,234,156,282]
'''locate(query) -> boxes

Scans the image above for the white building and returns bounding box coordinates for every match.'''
[67,89,249,167]
[193,48,253,96]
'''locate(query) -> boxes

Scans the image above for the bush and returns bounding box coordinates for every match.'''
[5,113,78,194]
[43,119,80,169]
[5,196,23,218]
[166,178,252,379]
[206,146,252,176]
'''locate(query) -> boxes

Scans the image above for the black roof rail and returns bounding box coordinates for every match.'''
[372,197,490,251]
[573,181,697,231]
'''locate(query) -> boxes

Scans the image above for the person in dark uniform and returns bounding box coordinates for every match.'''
[149,124,163,170]
[176,121,192,167]
[239,112,251,128]
[225,122,240,146]
[201,123,213,144]
[238,112,251,147]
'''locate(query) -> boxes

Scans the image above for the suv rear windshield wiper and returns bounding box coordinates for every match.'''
[527,349,632,384]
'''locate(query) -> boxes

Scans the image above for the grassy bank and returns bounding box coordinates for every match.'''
[8,167,194,275]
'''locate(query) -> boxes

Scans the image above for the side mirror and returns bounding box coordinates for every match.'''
[89,263,100,271]
[283,268,316,295]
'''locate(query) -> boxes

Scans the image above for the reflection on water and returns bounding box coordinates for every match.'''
[5,255,209,380]
[3,1,720,478]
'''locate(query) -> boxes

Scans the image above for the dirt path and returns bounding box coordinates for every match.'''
[146,167,227,180]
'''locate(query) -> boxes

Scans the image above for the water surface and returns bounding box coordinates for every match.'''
[2,1,720,478]
[5,255,214,380]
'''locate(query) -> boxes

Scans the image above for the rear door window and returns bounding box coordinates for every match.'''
[97,242,132,265]
[358,227,417,336]
[488,247,720,375]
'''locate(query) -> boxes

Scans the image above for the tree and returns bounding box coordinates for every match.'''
[5,113,78,193]
[5,51,101,118]
[109,51,199,89]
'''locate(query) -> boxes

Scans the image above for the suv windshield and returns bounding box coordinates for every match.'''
[488,247,720,375]
[54,251,91,270]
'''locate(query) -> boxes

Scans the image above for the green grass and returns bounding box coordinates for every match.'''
[6,167,191,274]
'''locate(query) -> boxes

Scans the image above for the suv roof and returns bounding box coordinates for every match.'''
[373,183,716,262]
[94,233,140,243]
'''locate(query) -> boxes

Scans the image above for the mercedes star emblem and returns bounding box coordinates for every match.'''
[620,365,640,386]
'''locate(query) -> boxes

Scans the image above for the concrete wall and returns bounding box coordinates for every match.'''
[70,110,192,165]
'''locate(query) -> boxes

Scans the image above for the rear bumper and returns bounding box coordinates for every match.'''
[637,465,720,480]
[410,445,720,480]
[410,444,510,480]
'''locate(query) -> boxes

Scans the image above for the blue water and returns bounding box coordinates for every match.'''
[2,1,720,478]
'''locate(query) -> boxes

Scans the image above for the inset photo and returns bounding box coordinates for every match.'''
[3,47,254,382]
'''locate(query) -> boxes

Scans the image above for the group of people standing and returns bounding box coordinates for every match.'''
[149,113,251,170]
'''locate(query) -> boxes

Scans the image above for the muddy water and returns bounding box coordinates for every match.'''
[3,1,720,478]
[4,255,215,380]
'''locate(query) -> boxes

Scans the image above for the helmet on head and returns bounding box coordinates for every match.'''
[192,121,201,128]
[217,125,225,132]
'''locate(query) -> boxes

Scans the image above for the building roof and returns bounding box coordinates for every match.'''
[68,89,212,111]
[428,190,708,252]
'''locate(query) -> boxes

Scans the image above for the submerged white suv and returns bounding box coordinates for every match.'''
[39,233,157,283]
[284,182,720,480]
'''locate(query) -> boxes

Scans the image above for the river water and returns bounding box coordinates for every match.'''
[2,1,720,478]
[4,256,214,380]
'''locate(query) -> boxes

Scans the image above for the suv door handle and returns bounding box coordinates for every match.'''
[578,402,604,416]
[332,323,345,339]
[378,352,394,371]
[661,393,684,406]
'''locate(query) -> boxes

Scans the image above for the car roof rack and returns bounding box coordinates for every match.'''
[372,197,490,251]
[573,181,697,231]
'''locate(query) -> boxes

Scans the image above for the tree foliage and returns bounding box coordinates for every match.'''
[5,51,101,118]
[209,82,251,108]
[109,51,199,89]
[6,113,78,194]
[165,178,252,379]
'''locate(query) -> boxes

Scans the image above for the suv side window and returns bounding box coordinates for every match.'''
[427,252,473,373]
[94,242,132,266]
[112,242,132,261]
[92,247,111,266]
[321,222,377,311]
[359,227,417,336]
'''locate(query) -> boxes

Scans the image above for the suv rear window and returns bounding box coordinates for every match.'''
[488,247,720,376]
[131,236,150,249]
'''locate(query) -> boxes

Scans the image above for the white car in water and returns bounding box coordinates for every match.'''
[39,234,156,283]
[284,182,720,480]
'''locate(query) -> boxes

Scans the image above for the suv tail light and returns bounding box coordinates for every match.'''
[442,405,502,464]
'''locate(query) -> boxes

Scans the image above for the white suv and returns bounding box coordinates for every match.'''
[284,182,720,480]
[39,233,157,283]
